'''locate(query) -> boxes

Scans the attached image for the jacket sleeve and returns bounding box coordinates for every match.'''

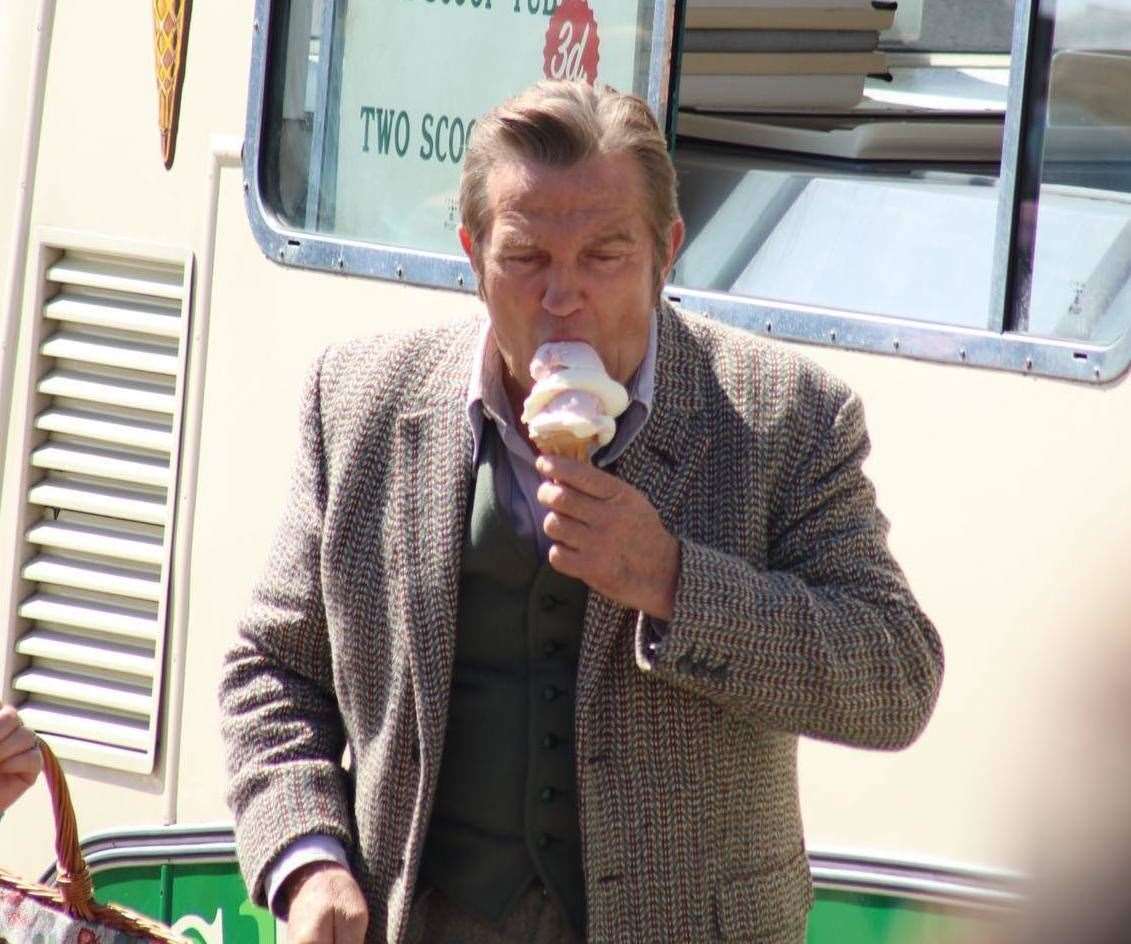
[636,388,943,750]
[218,350,354,906]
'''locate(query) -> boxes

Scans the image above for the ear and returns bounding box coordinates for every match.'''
[458,225,475,259]
[662,217,685,279]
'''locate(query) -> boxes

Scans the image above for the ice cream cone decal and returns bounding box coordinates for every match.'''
[152,0,191,168]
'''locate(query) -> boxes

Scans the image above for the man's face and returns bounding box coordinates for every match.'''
[460,151,683,393]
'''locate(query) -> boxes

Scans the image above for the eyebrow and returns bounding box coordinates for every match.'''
[588,230,637,248]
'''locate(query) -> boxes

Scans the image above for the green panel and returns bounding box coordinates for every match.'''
[94,861,998,944]
[93,862,277,944]
[93,865,167,923]
[808,889,989,944]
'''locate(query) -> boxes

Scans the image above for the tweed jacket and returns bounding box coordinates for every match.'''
[220,302,944,944]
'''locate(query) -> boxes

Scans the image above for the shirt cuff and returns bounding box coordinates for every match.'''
[266,835,349,919]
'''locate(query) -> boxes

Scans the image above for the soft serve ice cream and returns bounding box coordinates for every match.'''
[521,341,629,463]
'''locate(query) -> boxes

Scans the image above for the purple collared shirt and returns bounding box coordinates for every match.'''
[265,314,660,915]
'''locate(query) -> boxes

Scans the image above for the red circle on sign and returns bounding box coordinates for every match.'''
[543,0,600,84]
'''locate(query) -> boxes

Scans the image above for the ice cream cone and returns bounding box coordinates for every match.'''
[533,431,597,464]
[153,0,190,168]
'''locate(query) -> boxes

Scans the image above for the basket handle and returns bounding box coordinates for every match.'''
[36,736,96,921]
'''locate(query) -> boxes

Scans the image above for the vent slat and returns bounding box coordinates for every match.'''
[26,518,165,565]
[18,593,159,641]
[28,479,167,525]
[16,629,155,679]
[44,292,181,338]
[13,667,152,716]
[47,257,183,301]
[38,369,176,414]
[41,331,180,376]
[36,407,173,452]
[31,442,170,488]
[23,554,162,602]
[18,703,150,752]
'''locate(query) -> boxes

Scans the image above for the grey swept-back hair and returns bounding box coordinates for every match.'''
[459,80,680,299]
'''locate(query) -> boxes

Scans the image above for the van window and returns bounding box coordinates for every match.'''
[247,0,1131,381]
[256,0,659,257]
[1018,1,1131,346]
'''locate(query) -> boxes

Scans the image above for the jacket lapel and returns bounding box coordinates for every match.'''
[577,303,711,712]
[394,334,477,768]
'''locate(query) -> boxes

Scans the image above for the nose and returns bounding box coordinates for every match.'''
[541,262,583,318]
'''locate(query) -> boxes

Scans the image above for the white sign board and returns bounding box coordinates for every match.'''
[333,0,653,254]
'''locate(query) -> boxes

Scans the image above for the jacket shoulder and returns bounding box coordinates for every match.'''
[674,306,855,426]
[315,317,480,424]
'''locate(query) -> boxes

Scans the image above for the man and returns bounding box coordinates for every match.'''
[0,704,42,814]
[220,80,943,944]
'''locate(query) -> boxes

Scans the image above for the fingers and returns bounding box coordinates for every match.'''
[547,542,585,580]
[0,705,20,741]
[536,454,619,500]
[0,746,43,777]
[0,708,37,764]
[0,710,41,811]
[542,510,589,550]
[537,479,605,525]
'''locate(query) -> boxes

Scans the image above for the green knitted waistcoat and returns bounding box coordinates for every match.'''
[418,426,588,934]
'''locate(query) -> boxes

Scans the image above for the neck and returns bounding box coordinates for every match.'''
[501,368,539,455]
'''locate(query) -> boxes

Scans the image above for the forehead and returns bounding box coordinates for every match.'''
[484,152,649,239]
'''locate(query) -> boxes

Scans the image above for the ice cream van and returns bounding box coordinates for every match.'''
[1,0,1128,941]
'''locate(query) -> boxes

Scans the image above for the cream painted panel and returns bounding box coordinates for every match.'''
[0,0,252,869]
[0,2,37,286]
[794,345,1131,872]
[0,753,165,877]
[173,169,485,823]
[30,1,250,249]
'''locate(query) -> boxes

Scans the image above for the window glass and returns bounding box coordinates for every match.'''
[261,0,658,256]
[1023,0,1131,345]
[673,0,1013,328]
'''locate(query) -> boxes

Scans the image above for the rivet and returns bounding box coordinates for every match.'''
[277,248,285,260]
[457,274,464,287]
[242,179,249,193]
[253,19,260,31]
[893,339,901,351]
[1025,357,1033,371]
[959,348,967,361]
[1094,366,1102,379]
[829,329,837,342]
[337,257,345,270]
[764,321,773,333]
[396,265,404,279]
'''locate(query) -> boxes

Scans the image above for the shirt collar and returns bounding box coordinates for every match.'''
[466,313,659,463]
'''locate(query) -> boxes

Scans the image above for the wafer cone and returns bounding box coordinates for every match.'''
[153,0,190,168]
[533,432,597,464]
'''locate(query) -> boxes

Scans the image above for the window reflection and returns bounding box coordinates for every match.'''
[1027,0,1131,344]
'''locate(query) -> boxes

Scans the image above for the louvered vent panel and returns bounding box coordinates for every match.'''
[11,242,191,774]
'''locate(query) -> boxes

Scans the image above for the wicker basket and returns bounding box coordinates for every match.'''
[0,737,188,943]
